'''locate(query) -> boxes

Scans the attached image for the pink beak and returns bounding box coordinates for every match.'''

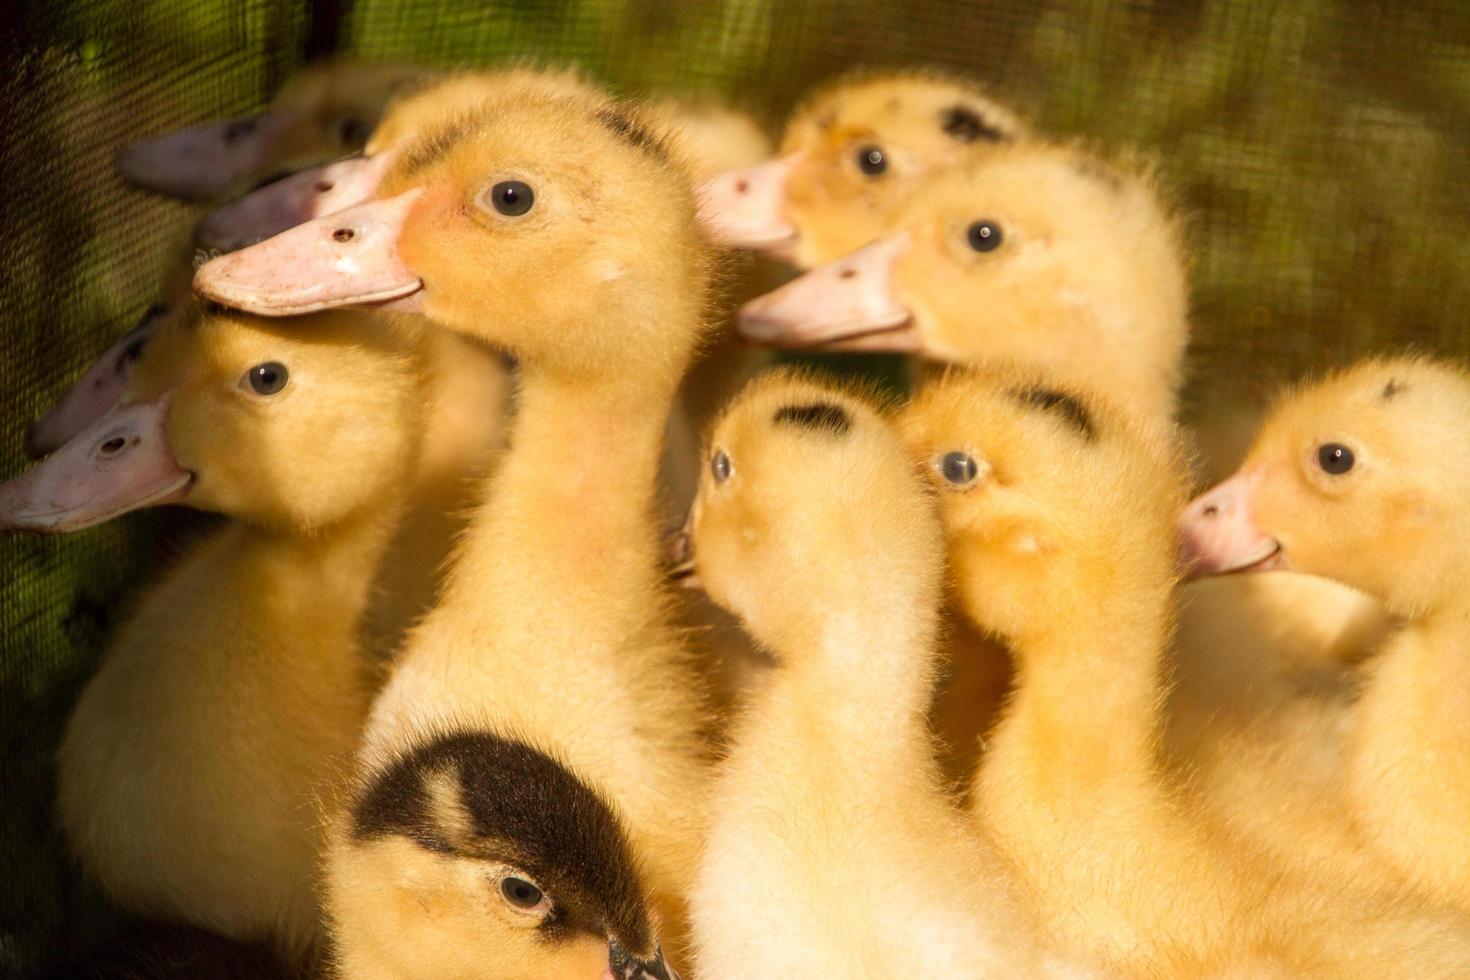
[24,315,161,459]
[1178,470,1287,578]
[194,151,400,253]
[194,189,425,316]
[116,110,301,202]
[697,154,801,249]
[738,234,915,350]
[1,398,191,533]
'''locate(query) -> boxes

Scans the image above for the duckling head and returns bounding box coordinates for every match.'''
[899,368,1187,645]
[1,306,424,534]
[678,369,939,655]
[330,731,677,980]
[195,92,712,382]
[195,67,605,252]
[117,60,431,202]
[1179,356,1470,618]
[699,70,1026,268]
[742,144,1187,413]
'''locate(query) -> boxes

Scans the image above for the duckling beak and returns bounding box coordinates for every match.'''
[697,153,801,250]
[607,940,678,980]
[1178,470,1287,578]
[1,398,191,534]
[738,234,914,350]
[194,151,400,253]
[664,511,700,589]
[116,111,301,202]
[194,189,425,316]
[24,319,155,459]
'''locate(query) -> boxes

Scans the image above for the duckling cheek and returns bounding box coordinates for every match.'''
[195,189,425,317]
[696,153,802,249]
[737,233,913,349]
[0,398,190,533]
[194,151,400,254]
[115,110,300,202]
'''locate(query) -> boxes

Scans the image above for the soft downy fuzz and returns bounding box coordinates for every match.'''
[678,370,1056,979]
[195,88,714,978]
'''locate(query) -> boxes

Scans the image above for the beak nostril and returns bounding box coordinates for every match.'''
[332,227,356,243]
[838,267,857,279]
[99,437,126,456]
[1202,505,1219,518]
[315,181,335,193]
[733,179,749,193]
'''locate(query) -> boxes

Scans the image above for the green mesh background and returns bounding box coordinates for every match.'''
[4,0,1470,974]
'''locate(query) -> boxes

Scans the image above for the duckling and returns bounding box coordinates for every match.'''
[1179,355,1470,913]
[699,69,1027,269]
[900,368,1470,975]
[0,305,427,963]
[196,92,713,977]
[678,370,1052,978]
[740,142,1187,422]
[193,65,604,253]
[116,59,432,202]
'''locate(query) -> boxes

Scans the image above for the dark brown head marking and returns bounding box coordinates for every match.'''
[1009,386,1096,441]
[596,108,666,161]
[1382,378,1406,400]
[773,402,852,435]
[941,105,1009,144]
[353,730,654,954]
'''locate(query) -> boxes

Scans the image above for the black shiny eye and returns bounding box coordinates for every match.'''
[940,451,979,486]
[338,117,369,146]
[1317,443,1355,475]
[121,333,149,365]
[488,180,534,217]
[856,144,887,177]
[501,876,543,909]
[966,220,1003,253]
[246,361,288,396]
[711,450,732,484]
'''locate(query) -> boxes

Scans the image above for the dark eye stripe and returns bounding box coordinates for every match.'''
[772,402,851,435]
[1007,386,1095,441]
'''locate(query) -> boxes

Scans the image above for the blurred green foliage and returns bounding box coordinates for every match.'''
[3,0,1470,974]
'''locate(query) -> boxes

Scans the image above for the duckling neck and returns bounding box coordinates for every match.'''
[983,583,1174,800]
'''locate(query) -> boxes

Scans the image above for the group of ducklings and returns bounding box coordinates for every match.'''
[7,58,1470,979]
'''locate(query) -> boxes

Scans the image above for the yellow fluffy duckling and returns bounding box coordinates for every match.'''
[195,92,711,979]
[677,370,1059,978]
[901,368,1470,975]
[1180,355,1470,914]
[116,58,431,202]
[0,305,427,964]
[699,69,1027,269]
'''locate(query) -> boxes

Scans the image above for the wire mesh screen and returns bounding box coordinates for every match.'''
[3,0,1469,973]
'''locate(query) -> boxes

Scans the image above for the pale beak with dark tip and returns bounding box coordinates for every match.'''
[24,318,156,460]
[194,151,400,253]
[665,513,700,590]
[696,154,802,251]
[194,189,426,317]
[607,940,678,980]
[116,111,300,202]
[1,398,192,534]
[1177,470,1287,579]
[738,233,915,351]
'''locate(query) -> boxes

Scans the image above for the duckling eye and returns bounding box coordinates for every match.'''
[939,451,979,487]
[338,117,369,146]
[500,876,545,910]
[966,220,1003,253]
[1317,443,1355,476]
[243,361,289,396]
[711,449,732,485]
[486,180,535,217]
[855,144,887,177]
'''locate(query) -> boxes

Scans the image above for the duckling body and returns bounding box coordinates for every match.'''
[682,373,1049,978]
[196,89,713,977]
[1,308,427,960]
